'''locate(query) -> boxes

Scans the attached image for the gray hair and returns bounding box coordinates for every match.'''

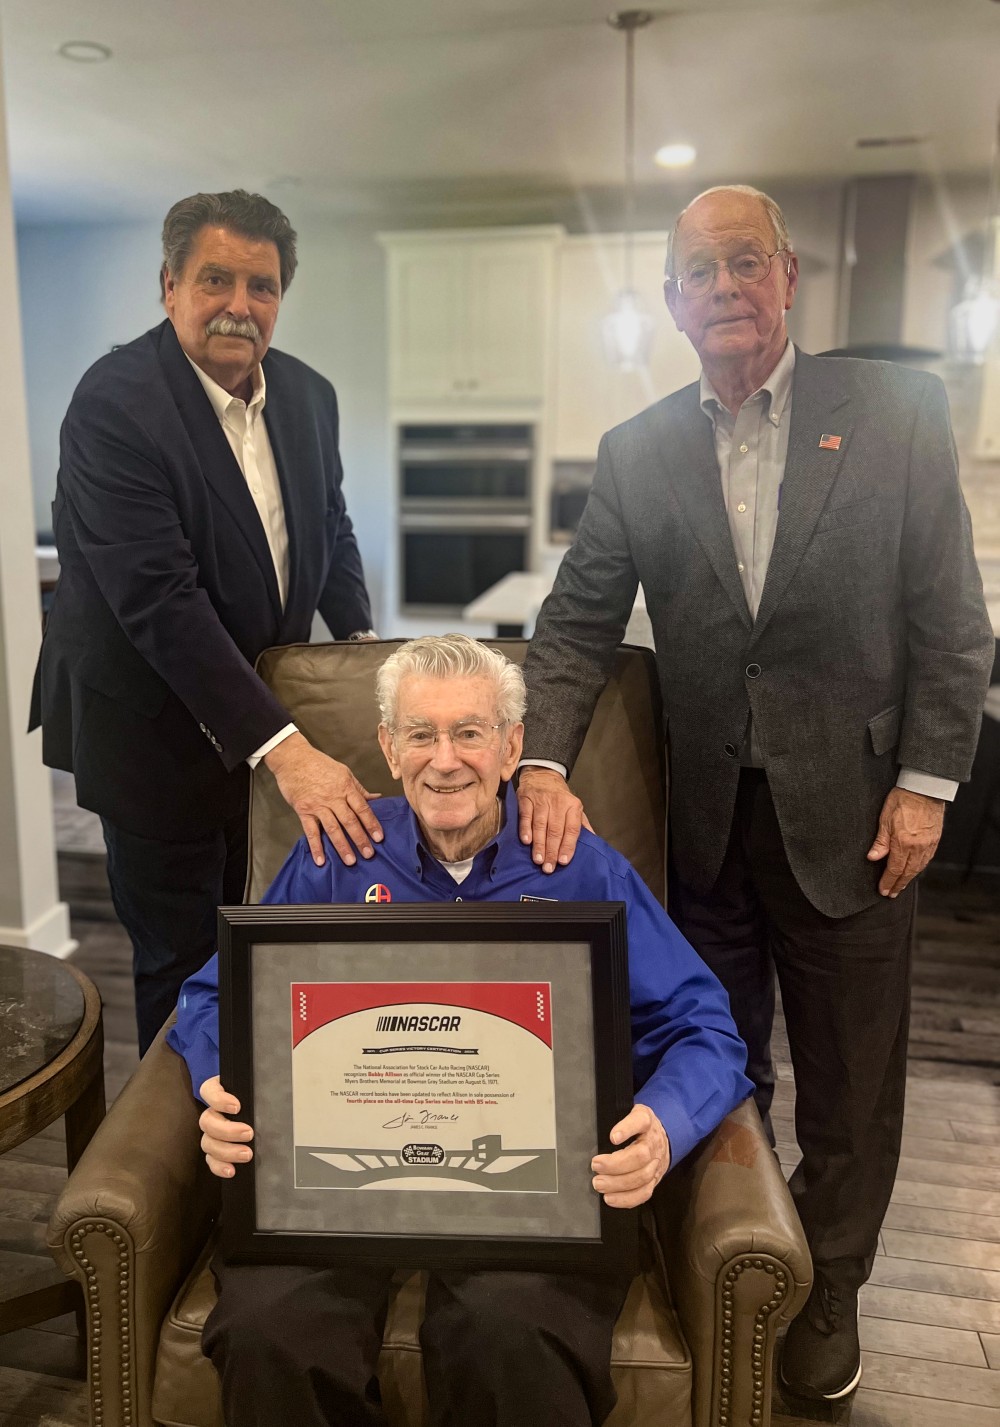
[376,634,526,729]
[665,185,792,278]
[159,189,298,300]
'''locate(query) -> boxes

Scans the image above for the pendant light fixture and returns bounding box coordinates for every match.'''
[949,103,1000,363]
[600,10,656,372]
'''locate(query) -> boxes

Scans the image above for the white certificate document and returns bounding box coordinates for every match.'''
[291,981,557,1193]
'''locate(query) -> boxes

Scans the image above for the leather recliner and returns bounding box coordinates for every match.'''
[48,639,811,1427]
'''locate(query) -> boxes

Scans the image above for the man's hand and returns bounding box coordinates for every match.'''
[516,767,592,874]
[263,732,383,868]
[866,787,945,898]
[591,1104,670,1209]
[199,1076,254,1179]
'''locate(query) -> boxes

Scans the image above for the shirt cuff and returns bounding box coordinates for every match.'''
[896,767,959,802]
[517,759,569,779]
[247,723,298,769]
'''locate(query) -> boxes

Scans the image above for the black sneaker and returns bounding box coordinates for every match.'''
[779,1279,862,1402]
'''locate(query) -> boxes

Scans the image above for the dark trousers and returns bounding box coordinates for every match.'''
[203,1254,630,1427]
[101,813,248,1055]
[669,769,915,1293]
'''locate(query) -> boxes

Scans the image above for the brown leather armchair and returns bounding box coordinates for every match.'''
[48,640,811,1427]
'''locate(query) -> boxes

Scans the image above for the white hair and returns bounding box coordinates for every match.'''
[665,185,792,278]
[376,634,526,729]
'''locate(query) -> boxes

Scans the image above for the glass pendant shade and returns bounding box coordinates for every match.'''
[949,275,1000,363]
[603,10,655,372]
[600,288,655,371]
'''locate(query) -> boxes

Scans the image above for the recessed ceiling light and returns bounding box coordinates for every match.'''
[654,143,696,169]
[58,41,112,63]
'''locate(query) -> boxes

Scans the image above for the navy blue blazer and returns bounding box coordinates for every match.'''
[30,319,373,838]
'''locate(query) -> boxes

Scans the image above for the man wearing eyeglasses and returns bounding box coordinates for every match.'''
[517,185,994,1403]
[167,634,751,1427]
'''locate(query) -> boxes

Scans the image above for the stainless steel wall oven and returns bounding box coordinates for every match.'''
[398,423,533,614]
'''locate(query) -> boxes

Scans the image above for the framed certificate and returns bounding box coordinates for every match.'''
[218,902,636,1273]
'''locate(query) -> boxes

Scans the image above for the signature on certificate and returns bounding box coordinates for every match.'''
[382,1108,461,1130]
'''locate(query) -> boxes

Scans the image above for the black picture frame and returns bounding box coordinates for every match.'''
[218,901,636,1274]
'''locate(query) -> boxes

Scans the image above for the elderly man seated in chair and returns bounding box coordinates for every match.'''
[168,634,752,1427]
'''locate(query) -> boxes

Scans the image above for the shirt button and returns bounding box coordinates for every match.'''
[724,742,738,757]
[746,663,762,679]
[739,443,749,454]
[737,502,747,513]
[737,562,745,572]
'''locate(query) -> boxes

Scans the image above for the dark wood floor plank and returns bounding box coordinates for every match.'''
[849,1389,1000,1427]
[882,1229,1000,1272]
[858,1315,987,1366]
[0,1325,84,1380]
[861,1283,1000,1333]
[952,1118,1000,1142]
[5,1137,68,1169]
[898,1116,957,1142]
[893,1156,1000,1192]
[898,1133,1000,1168]
[0,1220,48,1256]
[868,1255,1000,1302]
[860,1350,1000,1407]
[981,1332,1000,1370]
[882,1202,1000,1244]
[903,1079,1000,1107]
[890,1180,1000,1215]
[0,1187,59,1225]
[0,1161,68,1195]
[0,1364,90,1425]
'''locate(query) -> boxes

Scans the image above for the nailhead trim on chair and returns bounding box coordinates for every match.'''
[715,1256,788,1427]
[69,1220,135,1427]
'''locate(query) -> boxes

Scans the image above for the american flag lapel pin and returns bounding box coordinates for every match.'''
[818,433,842,451]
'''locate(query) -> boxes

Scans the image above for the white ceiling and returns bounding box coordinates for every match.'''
[1,0,998,224]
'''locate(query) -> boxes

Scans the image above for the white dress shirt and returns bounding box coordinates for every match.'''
[185,356,296,767]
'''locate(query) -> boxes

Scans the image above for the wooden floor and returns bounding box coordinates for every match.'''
[0,856,998,1427]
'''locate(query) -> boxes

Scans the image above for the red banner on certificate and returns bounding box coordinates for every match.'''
[292,981,553,1048]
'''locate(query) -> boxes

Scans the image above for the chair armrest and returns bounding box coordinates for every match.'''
[653,1098,812,1427]
[47,1025,219,1427]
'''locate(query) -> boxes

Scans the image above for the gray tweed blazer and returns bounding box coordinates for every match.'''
[522,349,995,918]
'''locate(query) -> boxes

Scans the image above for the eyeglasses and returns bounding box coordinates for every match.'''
[672,248,789,298]
[392,718,506,752]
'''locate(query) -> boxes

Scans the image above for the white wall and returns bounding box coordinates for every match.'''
[16,215,392,630]
[0,15,72,954]
[17,220,163,535]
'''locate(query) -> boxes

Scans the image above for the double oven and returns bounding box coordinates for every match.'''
[398,423,533,614]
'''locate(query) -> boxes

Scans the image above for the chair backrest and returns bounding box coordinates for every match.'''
[248,639,666,903]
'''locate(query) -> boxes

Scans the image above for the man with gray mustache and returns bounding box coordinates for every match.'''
[30,189,383,1054]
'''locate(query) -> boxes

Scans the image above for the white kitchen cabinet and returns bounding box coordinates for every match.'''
[380,228,562,407]
[550,233,701,461]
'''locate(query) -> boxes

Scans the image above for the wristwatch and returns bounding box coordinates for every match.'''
[346,629,380,641]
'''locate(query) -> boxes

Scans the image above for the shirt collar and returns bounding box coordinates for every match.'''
[699,339,795,429]
[185,352,266,421]
[406,782,521,882]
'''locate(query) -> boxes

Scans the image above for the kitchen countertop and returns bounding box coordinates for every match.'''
[465,560,1000,640]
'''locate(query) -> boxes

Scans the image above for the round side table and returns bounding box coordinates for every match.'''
[0,945,105,1333]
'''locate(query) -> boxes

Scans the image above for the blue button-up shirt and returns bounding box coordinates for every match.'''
[168,783,751,1168]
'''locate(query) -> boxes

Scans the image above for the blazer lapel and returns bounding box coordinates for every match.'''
[156,322,283,620]
[657,386,753,629]
[751,349,852,643]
